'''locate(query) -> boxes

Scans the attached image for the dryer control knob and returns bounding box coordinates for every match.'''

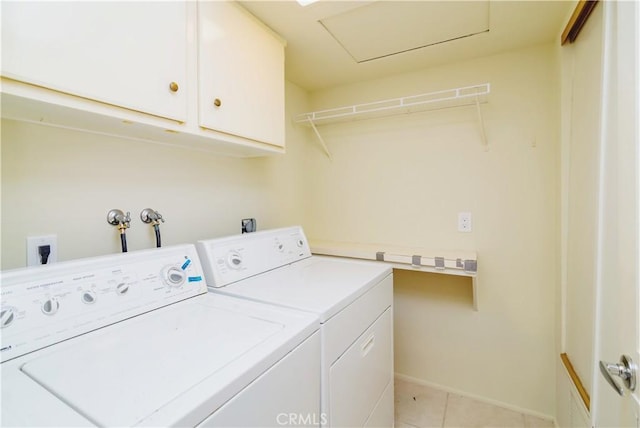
[0,307,16,328]
[164,266,186,287]
[41,297,60,316]
[227,251,243,269]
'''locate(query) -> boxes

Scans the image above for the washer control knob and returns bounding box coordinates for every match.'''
[164,266,186,287]
[1,307,16,328]
[116,282,129,295]
[296,239,305,248]
[81,291,97,304]
[41,297,60,316]
[227,251,243,269]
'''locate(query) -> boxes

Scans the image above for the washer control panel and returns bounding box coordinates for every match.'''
[0,245,206,363]
[197,226,312,288]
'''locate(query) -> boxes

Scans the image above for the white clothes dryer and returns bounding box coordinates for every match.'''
[197,226,394,428]
[1,244,320,427]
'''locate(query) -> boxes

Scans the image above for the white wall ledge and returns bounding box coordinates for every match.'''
[309,239,478,310]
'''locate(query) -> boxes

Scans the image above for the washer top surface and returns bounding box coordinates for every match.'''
[22,297,278,426]
[2,293,318,427]
[212,256,391,322]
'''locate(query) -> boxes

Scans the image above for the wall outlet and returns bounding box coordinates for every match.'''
[458,212,472,232]
[26,235,57,266]
[241,218,256,234]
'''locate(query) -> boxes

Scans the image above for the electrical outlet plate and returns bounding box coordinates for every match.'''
[241,218,256,234]
[458,212,472,232]
[26,235,57,266]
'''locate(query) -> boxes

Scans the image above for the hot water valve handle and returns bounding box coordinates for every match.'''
[107,209,131,252]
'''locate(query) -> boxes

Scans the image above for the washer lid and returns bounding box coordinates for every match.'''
[213,257,391,322]
[20,298,283,427]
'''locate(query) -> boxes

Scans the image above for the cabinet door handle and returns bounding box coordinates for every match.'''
[214,98,222,107]
[169,82,179,92]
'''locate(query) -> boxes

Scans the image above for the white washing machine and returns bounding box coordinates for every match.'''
[197,227,394,428]
[1,244,320,427]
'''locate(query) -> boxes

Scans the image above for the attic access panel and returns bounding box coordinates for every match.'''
[319,1,490,63]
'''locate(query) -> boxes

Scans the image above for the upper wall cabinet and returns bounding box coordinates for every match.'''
[0,1,285,157]
[198,1,285,147]
[1,1,188,122]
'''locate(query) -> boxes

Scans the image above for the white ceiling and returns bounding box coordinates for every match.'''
[239,0,575,92]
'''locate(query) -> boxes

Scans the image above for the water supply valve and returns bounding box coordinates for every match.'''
[107,209,131,252]
[140,208,164,248]
[107,209,131,230]
[140,208,164,226]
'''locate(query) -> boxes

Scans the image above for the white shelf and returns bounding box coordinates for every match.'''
[295,83,490,159]
[309,239,478,310]
[296,83,489,125]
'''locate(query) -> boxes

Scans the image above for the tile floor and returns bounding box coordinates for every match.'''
[395,378,555,428]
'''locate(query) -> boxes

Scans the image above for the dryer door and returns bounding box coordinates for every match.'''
[329,308,393,427]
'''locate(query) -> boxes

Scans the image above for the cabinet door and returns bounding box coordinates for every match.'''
[198,1,285,147]
[1,1,187,122]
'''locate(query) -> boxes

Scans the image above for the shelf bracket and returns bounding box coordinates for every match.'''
[475,94,489,151]
[307,117,333,160]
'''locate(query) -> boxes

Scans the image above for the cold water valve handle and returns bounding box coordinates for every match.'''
[140,208,164,248]
[107,209,131,253]
[140,208,164,225]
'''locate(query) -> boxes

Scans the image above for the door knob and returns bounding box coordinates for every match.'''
[599,355,637,396]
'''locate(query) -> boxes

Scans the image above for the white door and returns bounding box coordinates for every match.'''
[592,1,640,426]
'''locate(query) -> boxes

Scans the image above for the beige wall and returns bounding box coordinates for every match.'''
[0,81,310,269]
[299,44,560,416]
